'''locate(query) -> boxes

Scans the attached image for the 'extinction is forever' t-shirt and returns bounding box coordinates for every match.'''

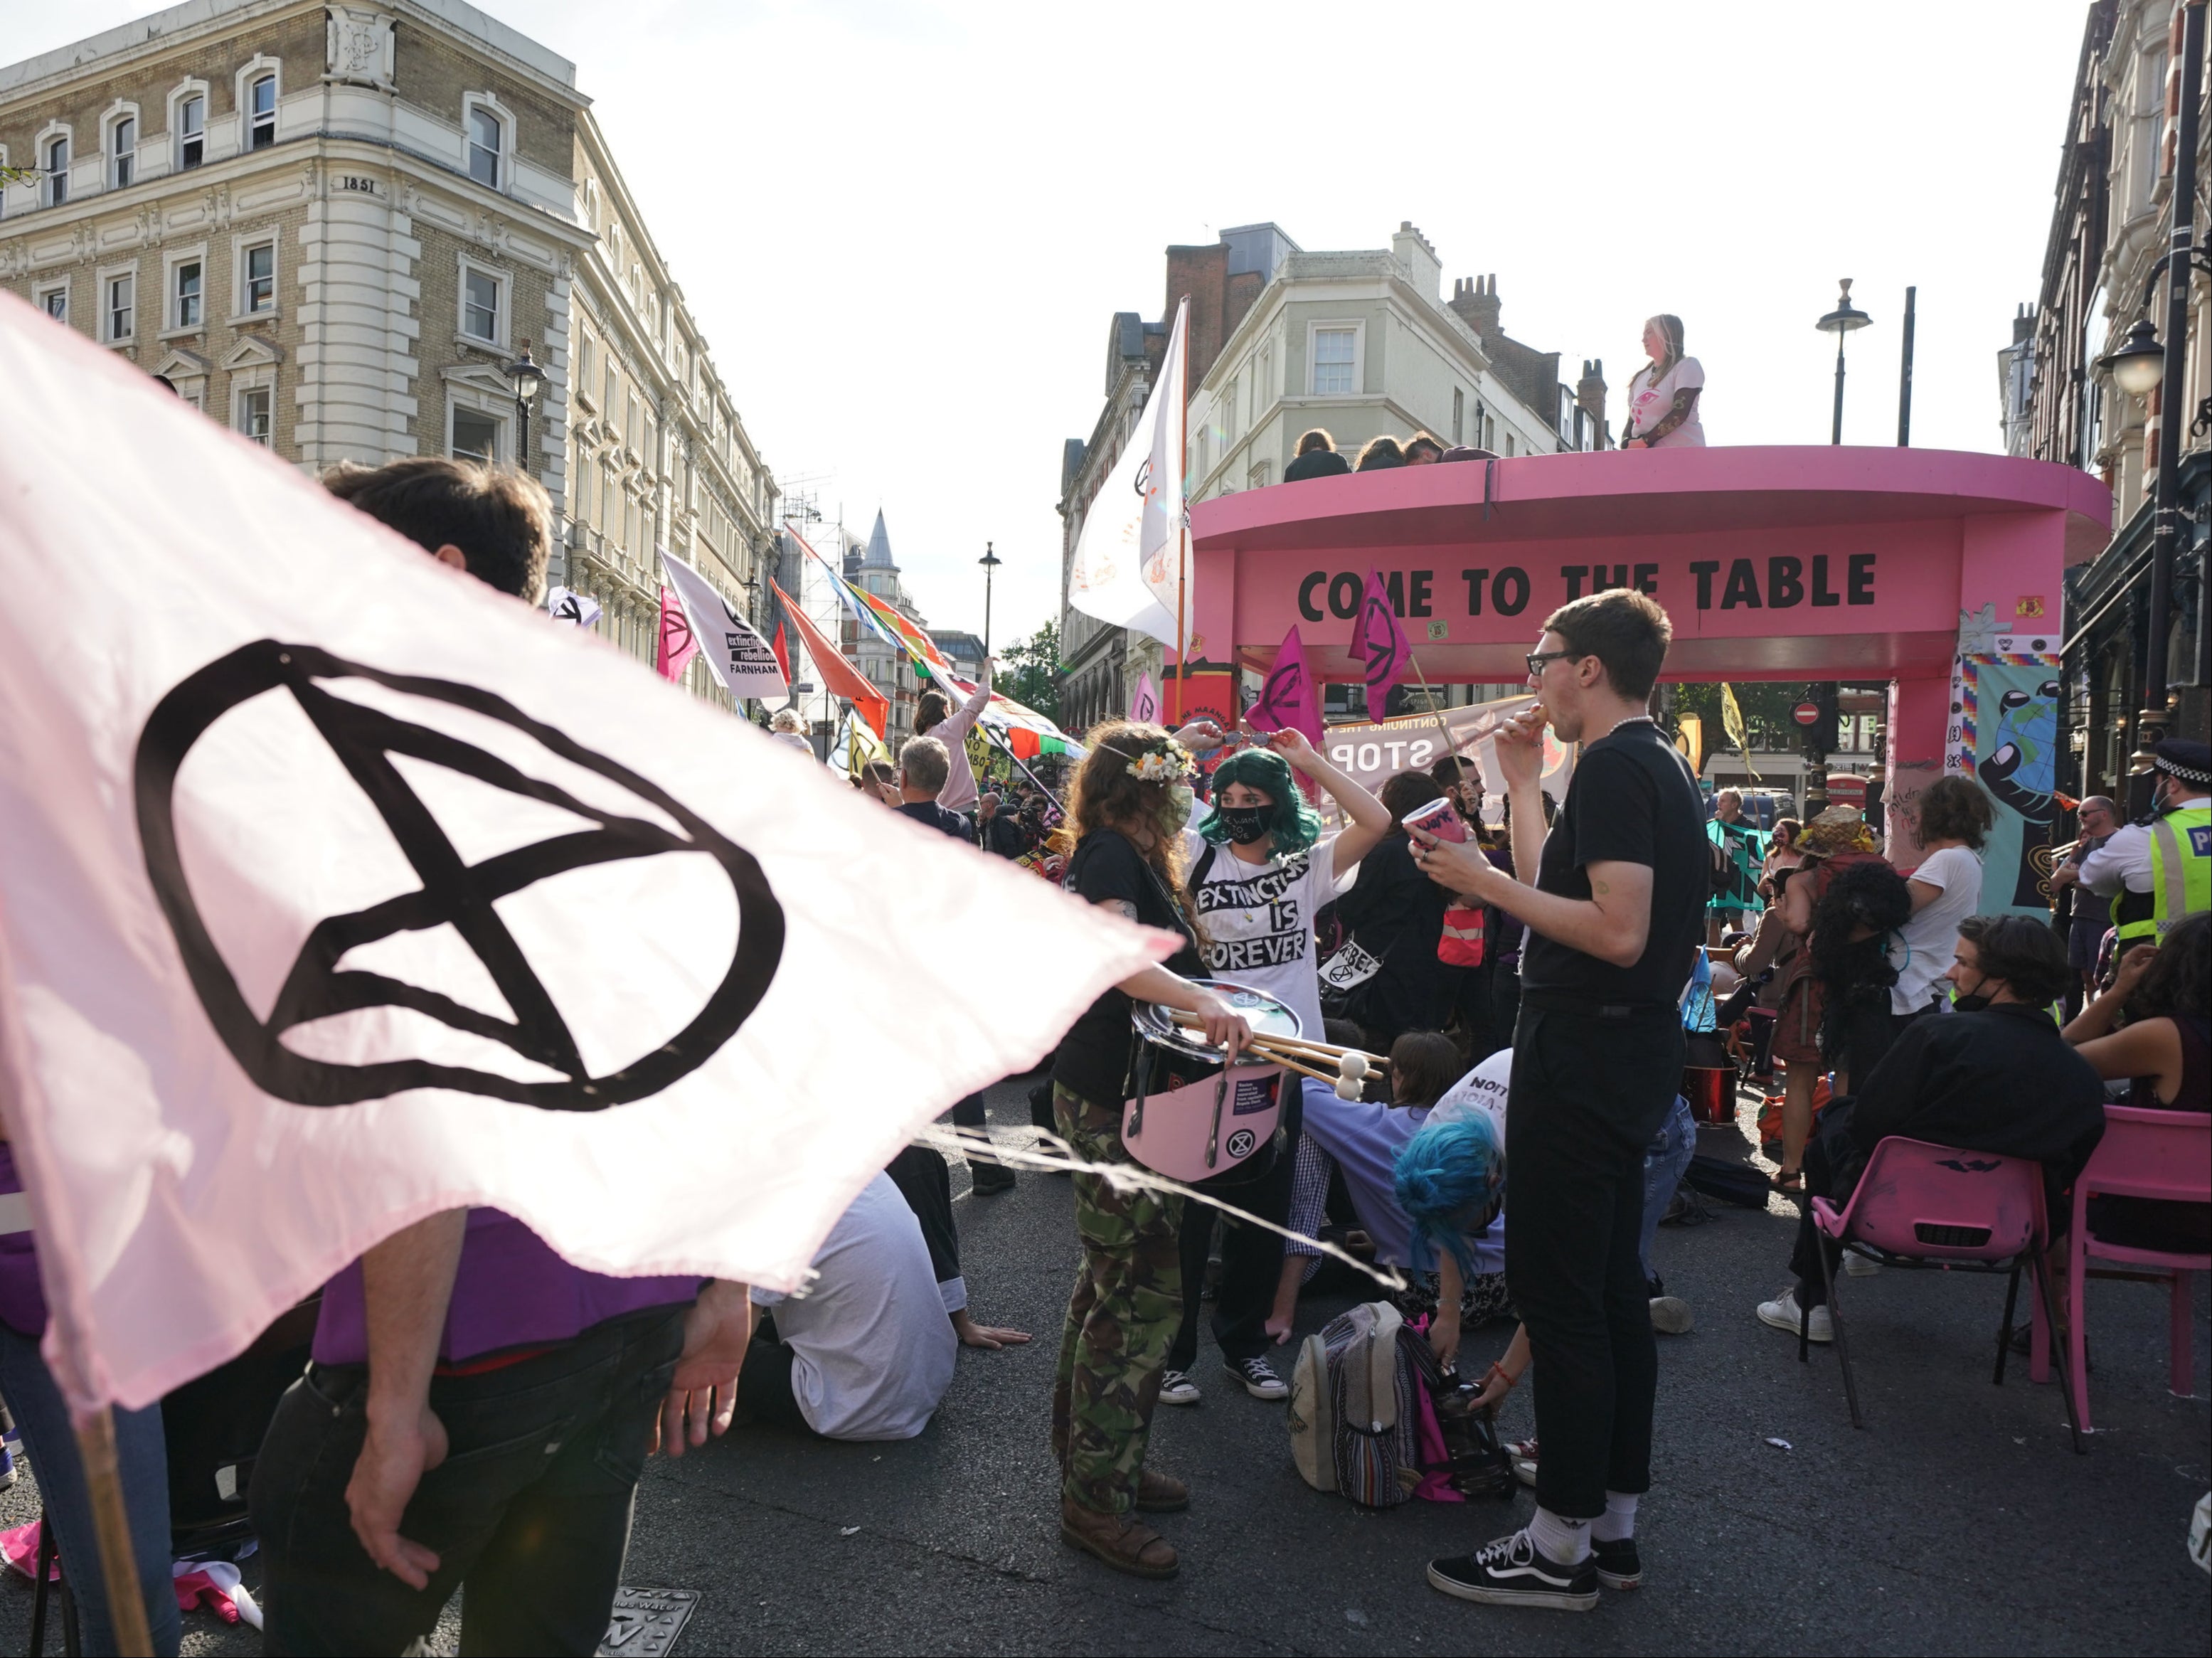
[1183,831,1335,1040]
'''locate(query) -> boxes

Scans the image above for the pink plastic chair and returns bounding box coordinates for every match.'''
[1807,1135,2084,1451]
[2035,1105,2211,1433]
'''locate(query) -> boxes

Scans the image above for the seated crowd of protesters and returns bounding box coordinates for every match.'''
[1282,425,1497,482]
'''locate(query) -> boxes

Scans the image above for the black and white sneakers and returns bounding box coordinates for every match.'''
[1224,1355,1288,1400]
[1592,1535,1642,1590]
[1427,1530,1600,1612]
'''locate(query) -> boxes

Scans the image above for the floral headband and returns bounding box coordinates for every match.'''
[1114,738,1195,785]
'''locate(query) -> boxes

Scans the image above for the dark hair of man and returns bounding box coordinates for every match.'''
[2127,910,2209,1025]
[1388,1031,1461,1110]
[324,457,553,602]
[1914,775,1994,850]
[1404,432,1445,462]
[915,687,952,735]
[1296,428,1336,457]
[1428,753,1477,792]
[1355,435,1407,472]
[1539,588,1672,701]
[1955,914,2071,1007]
[863,760,898,788]
[1379,768,1444,831]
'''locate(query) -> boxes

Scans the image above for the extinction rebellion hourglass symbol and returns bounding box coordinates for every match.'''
[134,640,784,1110]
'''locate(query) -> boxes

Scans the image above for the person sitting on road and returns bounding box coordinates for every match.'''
[740,1154,1028,1442]
[1755,915,2107,1344]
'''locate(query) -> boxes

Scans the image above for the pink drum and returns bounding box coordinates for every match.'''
[1120,981,1300,1185]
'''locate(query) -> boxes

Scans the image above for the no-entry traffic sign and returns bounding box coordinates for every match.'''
[1792,701,1820,726]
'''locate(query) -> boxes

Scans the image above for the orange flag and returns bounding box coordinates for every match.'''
[771,578,889,737]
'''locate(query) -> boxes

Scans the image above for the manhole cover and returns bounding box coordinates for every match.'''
[597,1586,699,1656]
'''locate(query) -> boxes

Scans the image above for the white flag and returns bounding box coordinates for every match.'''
[0,295,1171,1412]
[658,548,787,703]
[1068,297,1189,654]
[546,586,602,629]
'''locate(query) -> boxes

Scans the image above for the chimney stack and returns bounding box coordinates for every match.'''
[1576,358,1610,447]
[1450,272,1504,341]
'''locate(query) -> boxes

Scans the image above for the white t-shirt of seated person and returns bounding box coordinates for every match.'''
[1182,828,1336,1040]
[1628,357,1706,447]
[1887,843,1984,1016]
[1417,1048,1513,1276]
[749,1172,957,1441]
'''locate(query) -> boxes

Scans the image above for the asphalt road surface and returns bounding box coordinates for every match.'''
[1,1068,2206,1655]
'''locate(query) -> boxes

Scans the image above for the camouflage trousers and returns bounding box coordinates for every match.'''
[1050,1083,1184,1517]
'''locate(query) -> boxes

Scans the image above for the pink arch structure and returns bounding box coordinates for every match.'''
[1189,445,2110,871]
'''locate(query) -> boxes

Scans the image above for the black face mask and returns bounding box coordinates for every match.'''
[1951,971,1999,1014]
[1215,805,1272,846]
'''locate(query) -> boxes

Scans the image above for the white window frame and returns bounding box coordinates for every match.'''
[456,254,510,348]
[1307,321,1364,398]
[575,328,598,410]
[169,82,210,172]
[235,383,274,445]
[97,263,138,344]
[235,59,281,153]
[164,246,208,332]
[234,234,278,318]
[103,104,140,191]
[461,92,512,191]
[35,279,69,324]
[447,398,506,464]
[37,124,73,208]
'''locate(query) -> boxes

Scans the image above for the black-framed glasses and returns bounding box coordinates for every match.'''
[1526,649,1580,678]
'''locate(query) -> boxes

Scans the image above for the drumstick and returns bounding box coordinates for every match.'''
[1166,1014,1384,1066]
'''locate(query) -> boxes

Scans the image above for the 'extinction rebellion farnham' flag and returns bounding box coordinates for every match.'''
[658,546,788,704]
[0,294,1173,1414]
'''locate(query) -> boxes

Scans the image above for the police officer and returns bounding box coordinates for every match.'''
[2078,739,2212,949]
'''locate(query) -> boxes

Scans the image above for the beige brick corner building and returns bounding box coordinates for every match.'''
[0,0,777,696]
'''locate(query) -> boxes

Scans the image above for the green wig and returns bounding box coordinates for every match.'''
[1196,747,1322,855]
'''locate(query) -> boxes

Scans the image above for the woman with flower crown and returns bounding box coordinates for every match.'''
[1046,717,1249,1581]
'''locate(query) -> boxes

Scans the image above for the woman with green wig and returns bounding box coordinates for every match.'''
[1155,727,1391,1409]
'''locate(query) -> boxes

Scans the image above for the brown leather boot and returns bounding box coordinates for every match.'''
[1060,1496,1179,1578]
[1134,1467,1189,1514]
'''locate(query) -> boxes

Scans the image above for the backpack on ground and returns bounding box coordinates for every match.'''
[1288,1301,1417,1507]
[1683,1152,1772,1209]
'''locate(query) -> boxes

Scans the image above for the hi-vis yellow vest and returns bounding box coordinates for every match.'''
[2113,804,2212,944]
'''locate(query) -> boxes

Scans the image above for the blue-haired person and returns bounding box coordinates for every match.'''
[1153,729,1392,1410]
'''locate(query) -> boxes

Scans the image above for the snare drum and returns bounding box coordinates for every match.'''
[1122,981,1300,1184]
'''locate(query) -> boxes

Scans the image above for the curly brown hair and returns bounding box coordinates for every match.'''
[1915,776,1994,850]
[1059,721,1196,907]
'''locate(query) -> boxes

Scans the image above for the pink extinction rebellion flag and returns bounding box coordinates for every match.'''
[1245,625,1324,749]
[0,293,1174,1413]
[1129,671,1160,725]
[656,584,698,682]
[1350,567,1413,712]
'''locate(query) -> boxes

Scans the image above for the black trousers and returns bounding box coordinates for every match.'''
[1790,1100,1863,1308]
[738,1328,810,1432]
[1169,1134,1294,1371]
[884,1143,963,1287]
[252,1306,685,1657]
[1506,1001,1681,1520]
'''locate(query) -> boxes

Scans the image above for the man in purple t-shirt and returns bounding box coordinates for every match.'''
[248,459,753,1656]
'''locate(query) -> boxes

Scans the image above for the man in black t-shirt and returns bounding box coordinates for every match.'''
[1407,590,1703,1613]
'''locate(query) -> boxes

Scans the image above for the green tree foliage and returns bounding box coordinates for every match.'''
[1671,681,1809,756]
[1002,620,1061,723]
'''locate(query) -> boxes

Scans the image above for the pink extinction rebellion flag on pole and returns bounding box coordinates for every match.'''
[1129,671,1160,725]
[656,585,698,682]
[0,293,1174,1414]
[1245,625,1324,749]
[1349,567,1413,713]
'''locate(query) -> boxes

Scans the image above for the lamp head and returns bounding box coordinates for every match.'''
[979,540,1003,570]
[506,342,545,409]
[1816,278,1872,335]
[2100,315,2166,398]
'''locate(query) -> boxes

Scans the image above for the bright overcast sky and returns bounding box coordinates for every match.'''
[9,0,2090,650]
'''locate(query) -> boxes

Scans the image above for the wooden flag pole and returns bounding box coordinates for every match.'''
[75,1407,153,1657]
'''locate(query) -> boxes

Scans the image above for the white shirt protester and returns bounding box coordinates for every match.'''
[1627,357,1707,447]
[1181,829,1336,1036]
[1887,844,1984,1014]
[750,1173,959,1442]
[2078,795,2212,898]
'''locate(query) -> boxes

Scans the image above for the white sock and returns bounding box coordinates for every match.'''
[1592,1490,1639,1543]
[1528,1505,1591,1563]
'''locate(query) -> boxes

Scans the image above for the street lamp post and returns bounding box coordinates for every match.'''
[978,541,1003,659]
[504,341,544,477]
[1808,282,1871,816]
[1815,280,1873,446]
